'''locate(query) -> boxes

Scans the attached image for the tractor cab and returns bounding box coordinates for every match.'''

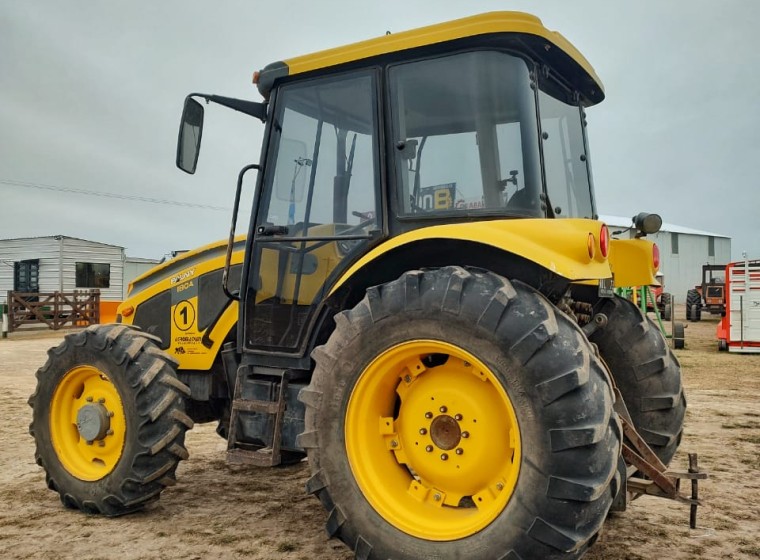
[178,12,612,361]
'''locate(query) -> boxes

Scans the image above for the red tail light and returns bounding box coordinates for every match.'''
[653,243,660,270]
[599,224,609,258]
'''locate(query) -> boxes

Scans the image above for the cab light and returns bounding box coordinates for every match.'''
[121,305,134,318]
[653,243,660,270]
[599,224,610,258]
[587,233,596,259]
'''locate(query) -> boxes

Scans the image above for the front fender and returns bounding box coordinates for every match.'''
[332,219,613,294]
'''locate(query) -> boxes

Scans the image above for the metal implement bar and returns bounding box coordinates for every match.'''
[620,415,708,528]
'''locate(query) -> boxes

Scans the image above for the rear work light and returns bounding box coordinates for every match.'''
[599,224,610,258]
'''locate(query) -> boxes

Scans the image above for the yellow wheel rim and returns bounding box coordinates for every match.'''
[345,340,521,541]
[49,365,126,481]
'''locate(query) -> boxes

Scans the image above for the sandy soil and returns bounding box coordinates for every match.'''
[1,309,758,559]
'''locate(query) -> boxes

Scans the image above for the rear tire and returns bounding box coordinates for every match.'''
[299,267,621,560]
[686,290,701,322]
[29,325,193,516]
[590,296,685,465]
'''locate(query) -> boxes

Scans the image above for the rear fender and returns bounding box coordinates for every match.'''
[331,219,613,296]
[607,238,659,288]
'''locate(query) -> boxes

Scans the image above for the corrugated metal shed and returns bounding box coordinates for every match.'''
[600,215,732,300]
[0,235,125,305]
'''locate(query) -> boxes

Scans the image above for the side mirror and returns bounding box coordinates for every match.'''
[633,212,662,236]
[176,97,204,174]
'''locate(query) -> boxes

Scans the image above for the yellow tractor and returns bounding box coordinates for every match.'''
[29,12,700,559]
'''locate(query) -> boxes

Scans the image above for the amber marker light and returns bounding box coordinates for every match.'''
[587,233,596,259]
[653,243,660,270]
[252,71,260,84]
[599,224,610,258]
[121,305,134,318]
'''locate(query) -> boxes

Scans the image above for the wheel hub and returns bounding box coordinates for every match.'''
[345,340,522,541]
[50,365,126,481]
[76,403,111,443]
[429,414,461,450]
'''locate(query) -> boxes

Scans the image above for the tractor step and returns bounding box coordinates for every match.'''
[231,398,281,414]
[226,367,290,467]
[226,447,279,467]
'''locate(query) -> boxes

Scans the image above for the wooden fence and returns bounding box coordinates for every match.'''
[6,290,100,332]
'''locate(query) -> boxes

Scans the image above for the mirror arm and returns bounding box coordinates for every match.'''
[190,92,267,122]
[223,163,261,301]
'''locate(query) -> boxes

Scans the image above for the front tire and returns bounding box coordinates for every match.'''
[299,267,621,560]
[29,325,193,516]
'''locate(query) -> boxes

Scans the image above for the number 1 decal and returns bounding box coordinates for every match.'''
[173,300,196,332]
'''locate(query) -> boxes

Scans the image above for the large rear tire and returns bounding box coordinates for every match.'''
[686,289,701,322]
[590,296,686,465]
[28,325,193,516]
[299,267,621,560]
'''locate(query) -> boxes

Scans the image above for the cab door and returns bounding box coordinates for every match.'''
[243,70,382,354]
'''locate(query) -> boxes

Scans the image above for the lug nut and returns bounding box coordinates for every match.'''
[439,406,447,413]
[419,428,427,435]
[440,453,449,461]
[455,448,463,455]
[98,398,105,404]
[463,361,471,367]
[425,445,434,453]
[461,431,470,439]
[454,414,463,421]
[433,493,441,501]
[390,440,398,448]
[404,375,411,383]
[425,412,433,419]
[496,482,504,491]
[98,441,106,447]
[106,429,114,436]
[85,440,93,446]
[108,411,115,418]
[86,396,93,402]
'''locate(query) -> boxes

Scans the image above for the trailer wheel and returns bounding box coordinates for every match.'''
[673,322,685,350]
[28,325,192,516]
[299,267,621,560]
[590,296,685,465]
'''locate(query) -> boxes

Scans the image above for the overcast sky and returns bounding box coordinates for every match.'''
[1,1,758,260]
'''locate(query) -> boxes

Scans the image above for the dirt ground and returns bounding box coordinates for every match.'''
[1,308,758,559]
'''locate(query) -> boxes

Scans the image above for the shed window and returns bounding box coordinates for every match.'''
[708,236,715,257]
[14,259,39,292]
[76,262,110,288]
[671,232,679,255]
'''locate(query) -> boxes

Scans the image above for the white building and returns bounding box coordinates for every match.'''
[600,215,731,300]
[0,235,159,313]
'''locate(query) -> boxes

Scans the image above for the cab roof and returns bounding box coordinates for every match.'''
[257,11,604,105]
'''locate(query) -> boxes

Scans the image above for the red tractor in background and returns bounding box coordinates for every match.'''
[686,264,726,321]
